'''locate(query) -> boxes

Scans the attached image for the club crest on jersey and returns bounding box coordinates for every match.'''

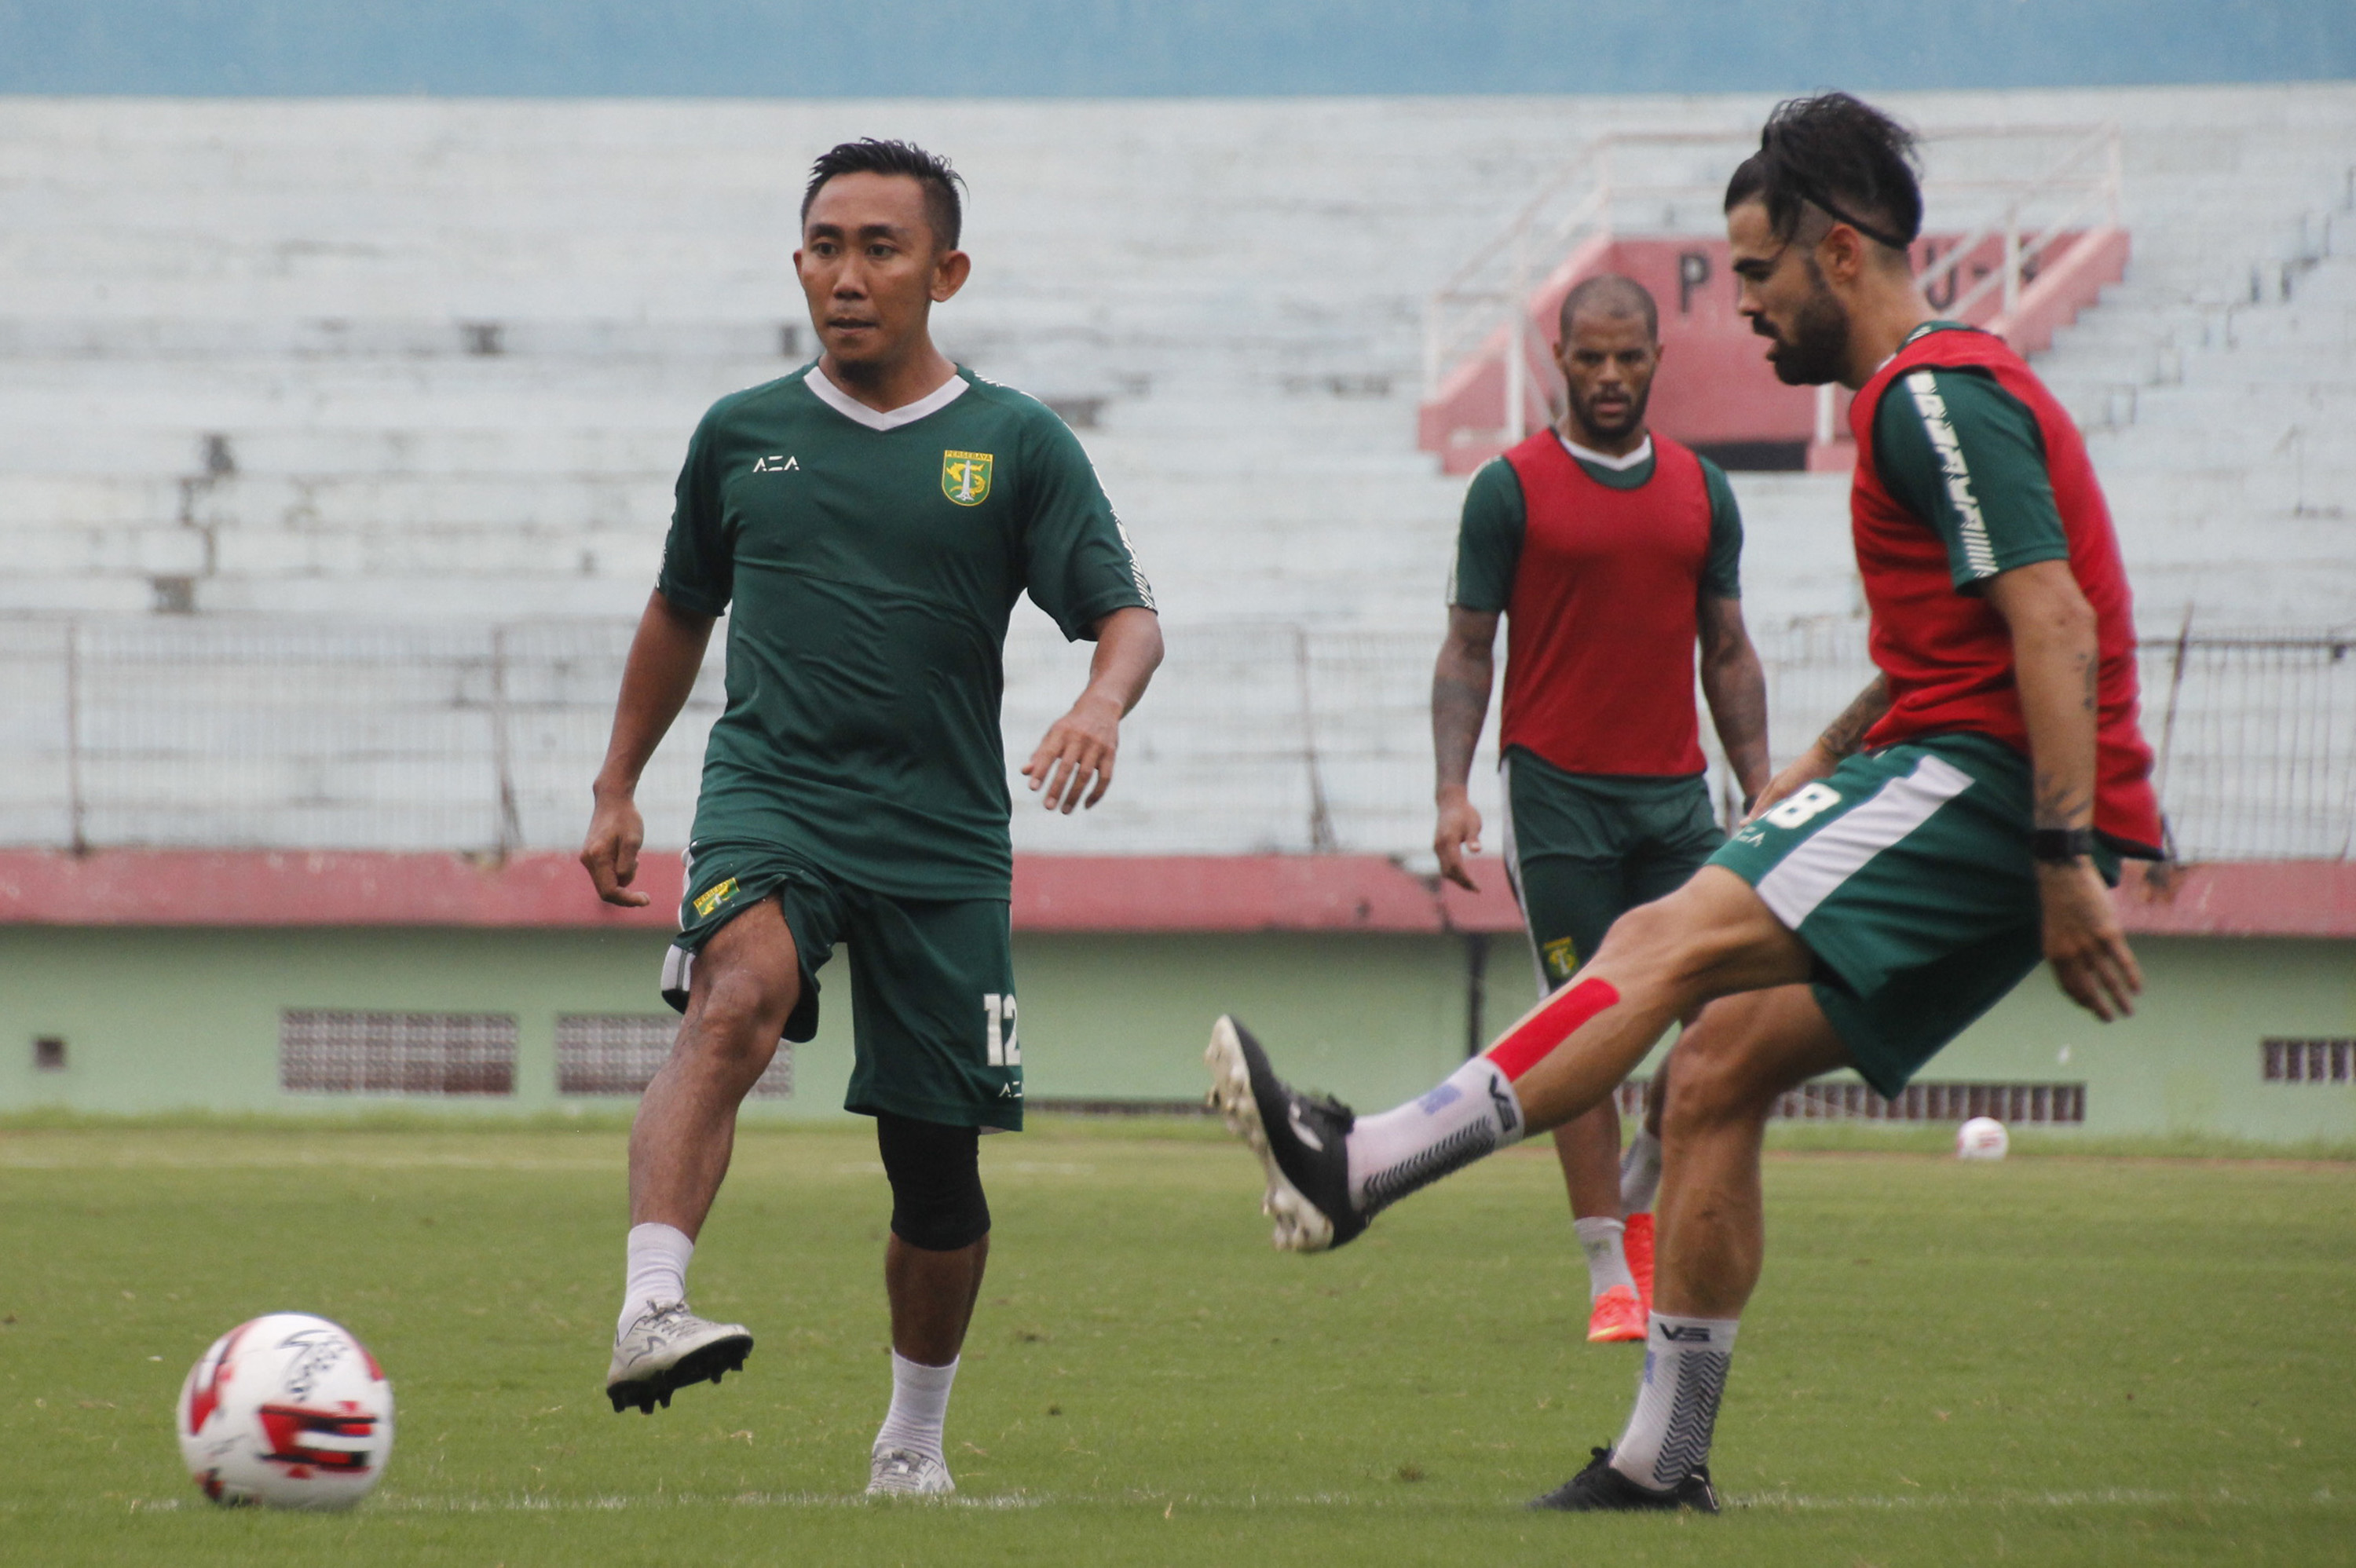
[942,450,994,506]
[692,877,739,919]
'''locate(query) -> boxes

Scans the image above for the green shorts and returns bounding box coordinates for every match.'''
[663,842,1023,1131]
[1709,733,2119,1098]
[1499,747,1723,987]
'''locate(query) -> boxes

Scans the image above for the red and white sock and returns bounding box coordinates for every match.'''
[1343,976,1622,1215]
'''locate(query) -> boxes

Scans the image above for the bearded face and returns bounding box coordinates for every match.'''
[1758,255,1853,387]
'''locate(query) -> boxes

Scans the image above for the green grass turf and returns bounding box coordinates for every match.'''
[3,1123,2351,1566]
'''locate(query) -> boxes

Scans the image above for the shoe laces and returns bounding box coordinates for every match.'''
[1295,1088,1356,1130]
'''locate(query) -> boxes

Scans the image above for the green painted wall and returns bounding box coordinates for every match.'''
[1,926,2349,1142]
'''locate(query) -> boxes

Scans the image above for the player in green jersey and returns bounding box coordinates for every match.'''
[580,139,1162,1496]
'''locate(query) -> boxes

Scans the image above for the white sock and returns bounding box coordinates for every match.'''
[874,1352,960,1464]
[1610,1314,1740,1491]
[1344,1054,1524,1214]
[1573,1215,1635,1300]
[617,1222,694,1340]
[1619,1129,1663,1212]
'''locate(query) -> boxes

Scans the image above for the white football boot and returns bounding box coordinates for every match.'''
[1204,1014,1366,1251]
[866,1444,956,1497]
[605,1301,754,1414]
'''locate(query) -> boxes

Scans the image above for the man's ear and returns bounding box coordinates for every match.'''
[931,247,972,304]
[1816,222,1870,289]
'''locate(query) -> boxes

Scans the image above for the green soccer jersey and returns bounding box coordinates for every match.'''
[657,364,1154,901]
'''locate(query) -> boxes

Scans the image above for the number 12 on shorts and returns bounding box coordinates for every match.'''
[983,993,1021,1066]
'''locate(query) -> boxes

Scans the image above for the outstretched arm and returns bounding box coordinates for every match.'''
[581,589,717,906]
[1984,558,2142,1022]
[1696,595,1772,812]
[1023,605,1163,813]
[1432,607,1499,890]
[1747,673,1889,820]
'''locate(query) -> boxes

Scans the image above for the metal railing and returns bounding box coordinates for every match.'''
[1423,122,2125,449]
[2,614,2348,864]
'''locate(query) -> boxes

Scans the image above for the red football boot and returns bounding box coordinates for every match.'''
[1622,1212,1656,1317]
[1586,1285,1645,1343]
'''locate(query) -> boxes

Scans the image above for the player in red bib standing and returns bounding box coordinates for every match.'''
[1432,274,1769,1345]
[1208,91,2161,1511]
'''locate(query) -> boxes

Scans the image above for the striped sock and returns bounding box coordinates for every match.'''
[1609,1313,1739,1491]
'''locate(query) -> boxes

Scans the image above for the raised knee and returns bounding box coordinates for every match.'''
[1659,1015,1759,1135]
[1599,893,1730,996]
[685,970,789,1067]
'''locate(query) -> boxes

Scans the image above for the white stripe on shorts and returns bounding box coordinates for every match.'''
[1754,752,1976,929]
[1494,755,1553,994]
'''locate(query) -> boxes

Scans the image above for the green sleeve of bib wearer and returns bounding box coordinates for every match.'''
[1872,366,2069,593]
[1448,457,1525,612]
[655,407,733,616]
[1016,404,1157,641]
[1697,453,1743,601]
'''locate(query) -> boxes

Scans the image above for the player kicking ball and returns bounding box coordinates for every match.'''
[1209,92,2161,1513]
[581,138,1161,1496]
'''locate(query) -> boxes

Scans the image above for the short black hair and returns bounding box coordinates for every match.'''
[1724,93,1922,252]
[1557,273,1659,342]
[801,137,966,251]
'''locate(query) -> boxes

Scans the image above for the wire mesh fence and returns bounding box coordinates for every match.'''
[0,613,2348,862]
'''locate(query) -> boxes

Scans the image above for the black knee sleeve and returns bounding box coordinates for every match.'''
[875,1112,991,1252]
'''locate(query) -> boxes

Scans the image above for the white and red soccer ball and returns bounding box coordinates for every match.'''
[1955,1116,2010,1160]
[176,1313,394,1509]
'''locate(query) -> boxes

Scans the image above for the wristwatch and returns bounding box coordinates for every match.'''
[2030,827,2094,864]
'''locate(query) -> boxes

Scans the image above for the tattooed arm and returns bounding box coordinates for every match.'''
[1744,672,1891,820]
[1432,607,1501,890]
[1984,558,2142,1022]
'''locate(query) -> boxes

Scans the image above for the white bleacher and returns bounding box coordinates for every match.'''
[0,86,2350,859]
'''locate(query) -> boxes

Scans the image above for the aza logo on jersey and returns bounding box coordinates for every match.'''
[942,449,994,506]
[751,454,799,473]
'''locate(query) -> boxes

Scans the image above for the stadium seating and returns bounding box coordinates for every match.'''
[0,86,2348,859]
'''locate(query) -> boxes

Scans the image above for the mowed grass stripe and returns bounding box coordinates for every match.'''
[3,1124,2351,1566]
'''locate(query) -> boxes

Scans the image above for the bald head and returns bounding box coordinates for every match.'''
[1557,274,1659,345]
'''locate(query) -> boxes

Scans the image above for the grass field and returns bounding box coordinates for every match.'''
[5,1119,2352,1566]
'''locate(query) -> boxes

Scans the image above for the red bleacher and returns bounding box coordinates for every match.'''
[1418,228,2128,477]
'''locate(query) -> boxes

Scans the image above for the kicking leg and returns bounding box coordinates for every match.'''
[1532,985,1849,1511]
[869,1113,993,1496]
[1207,868,1812,1252]
[608,899,797,1413]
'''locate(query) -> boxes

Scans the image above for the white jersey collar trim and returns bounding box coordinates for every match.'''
[806,364,969,431]
[1557,432,1653,472]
